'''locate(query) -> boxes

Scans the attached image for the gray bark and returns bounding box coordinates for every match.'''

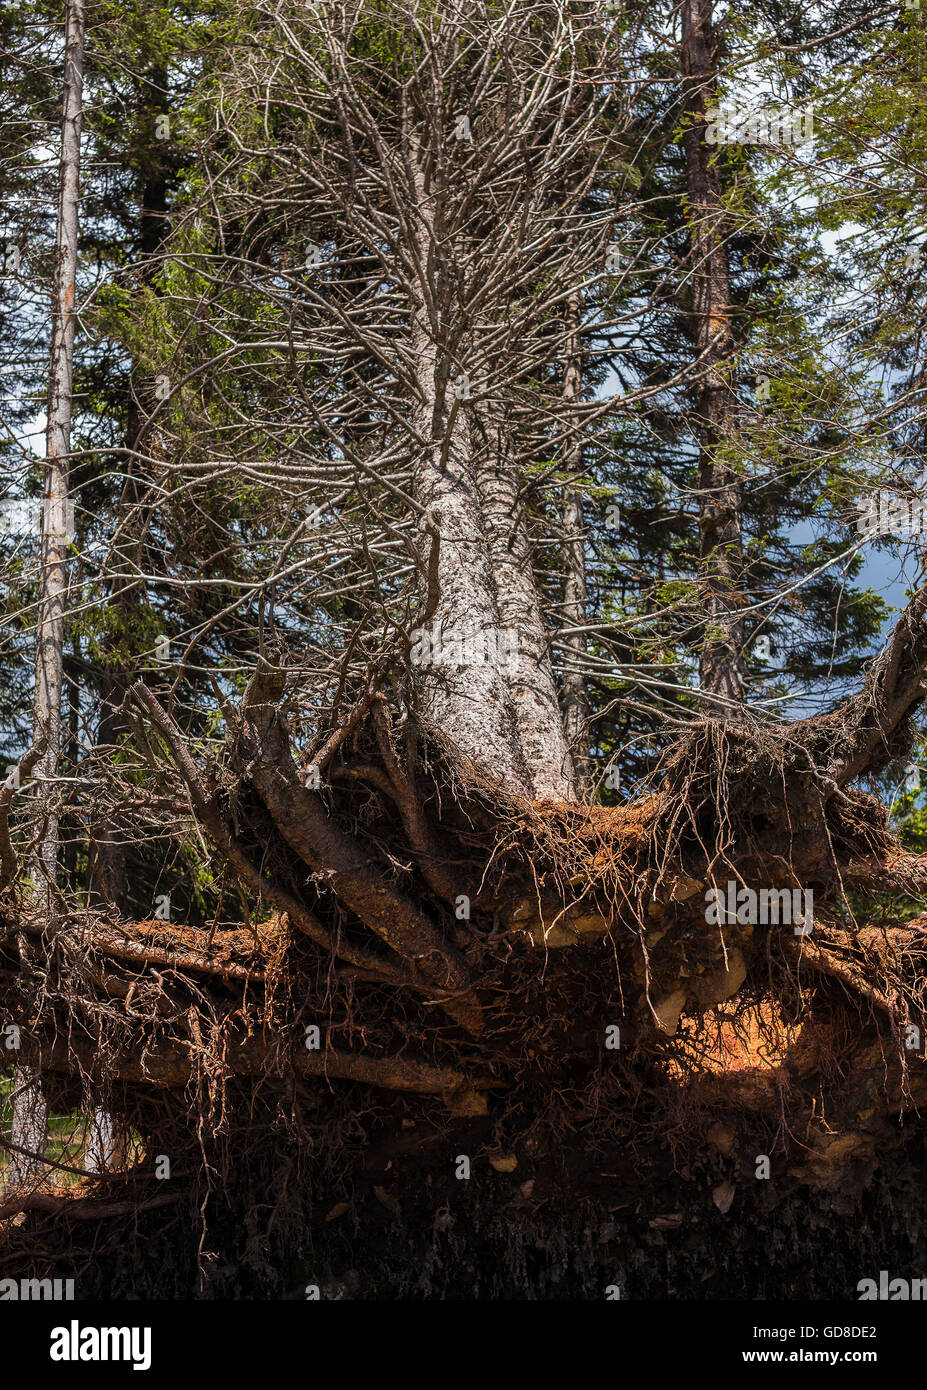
[474,421,576,800]
[14,0,85,1187]
[408,147,532,795]
[34,0,83,816]
[85,1107,128,1174]
[6,1064,48,1190]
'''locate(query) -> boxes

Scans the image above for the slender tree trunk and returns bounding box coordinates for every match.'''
[85,1106,127,1174]
[681,0,747,707]
[7,1065,47,1189]
[559,290,591,795]
[34,0,83,904]
[12,0,85,1191]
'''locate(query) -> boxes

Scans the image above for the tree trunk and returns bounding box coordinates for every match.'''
[681,0,747,708]
[34,0,83,905]
[84,1107,127,1175]
[407,145,531,795]
[15,0,85,1188]
[6,1064,47,1190]
[474,408,575,800]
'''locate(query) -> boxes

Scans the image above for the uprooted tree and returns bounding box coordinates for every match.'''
[3,0,927,1298]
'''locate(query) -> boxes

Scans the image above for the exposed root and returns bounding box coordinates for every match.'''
[2,692,926,1290]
